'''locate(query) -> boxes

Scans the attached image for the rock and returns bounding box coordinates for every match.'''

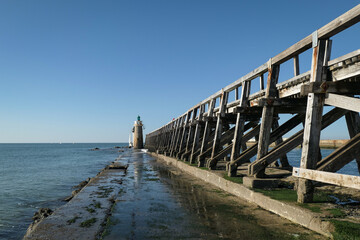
[108,164,128,170]
[32,208,53,223]
[73,178,91,189]
[65,178,91,201]
[24,208,53,238]
[90,148,100,151]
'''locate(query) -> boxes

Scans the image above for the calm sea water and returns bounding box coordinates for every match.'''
[0,143,126,240]
[0,144,358,239]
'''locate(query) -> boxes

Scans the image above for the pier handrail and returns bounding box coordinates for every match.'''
[148,4,360,136]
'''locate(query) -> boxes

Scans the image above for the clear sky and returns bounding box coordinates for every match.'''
[0,0,359,143]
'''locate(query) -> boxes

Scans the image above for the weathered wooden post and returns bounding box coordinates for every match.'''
[254,59,280,177]
[189,104,205,164]
[182,108,198,160]
[208,91,229,169]
[198,99,215,167]
[228,81,250,176]
[297,33,331,203]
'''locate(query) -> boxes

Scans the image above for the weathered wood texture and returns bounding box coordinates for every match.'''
[293,167,360,190]
[145,5,360,204]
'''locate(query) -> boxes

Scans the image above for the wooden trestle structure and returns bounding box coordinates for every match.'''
[145,4,360,203]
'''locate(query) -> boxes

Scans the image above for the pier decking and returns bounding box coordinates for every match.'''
[145,4,360,203]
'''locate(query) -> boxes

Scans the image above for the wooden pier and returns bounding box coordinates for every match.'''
[145,4,360,203]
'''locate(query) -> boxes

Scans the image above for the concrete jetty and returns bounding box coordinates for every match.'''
[23,156,128,240]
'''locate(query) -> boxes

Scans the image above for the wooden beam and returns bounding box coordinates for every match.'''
[317,132,360,173]
[272,5,360,65]
[325,93,360,112]
[293,167,360,190]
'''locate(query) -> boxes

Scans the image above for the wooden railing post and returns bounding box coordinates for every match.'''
[297,34,332,203]
[177,111,192,158]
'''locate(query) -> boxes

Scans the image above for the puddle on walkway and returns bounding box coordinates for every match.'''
[104,151,325,240]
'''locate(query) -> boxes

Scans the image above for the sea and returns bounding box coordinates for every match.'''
[0,144,358,240]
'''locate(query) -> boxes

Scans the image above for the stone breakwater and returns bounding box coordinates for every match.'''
[23,157,128,240]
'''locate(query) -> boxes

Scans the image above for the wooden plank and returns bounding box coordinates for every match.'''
[328,49,360,66]
[331,61,360,81]
[325,93,360,112]
[272,4,360,65]
[293,167,360,190]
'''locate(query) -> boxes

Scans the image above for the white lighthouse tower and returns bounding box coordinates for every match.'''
[133,115,143,149]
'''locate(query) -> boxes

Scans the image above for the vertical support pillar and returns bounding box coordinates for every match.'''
[178,111,192,158]
[198,99,216,167]
[171,116,184,156]
[190,105,205,164]
[228,81,251,176]
[297,35,331,203]
[208,91,229,169]
[260,74,264,91]
[254,59,280,178]
[183,108,198,160]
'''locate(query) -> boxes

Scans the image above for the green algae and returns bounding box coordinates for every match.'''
[80,218,97,228]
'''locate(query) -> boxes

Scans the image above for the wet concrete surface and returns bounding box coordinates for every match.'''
[104,151,325,240]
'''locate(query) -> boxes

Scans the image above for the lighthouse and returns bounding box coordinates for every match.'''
[133,115,144,149]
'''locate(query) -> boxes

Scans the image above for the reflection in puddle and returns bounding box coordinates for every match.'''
[104,151,324,240]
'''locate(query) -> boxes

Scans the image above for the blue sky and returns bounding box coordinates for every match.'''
[0,0,359,143]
